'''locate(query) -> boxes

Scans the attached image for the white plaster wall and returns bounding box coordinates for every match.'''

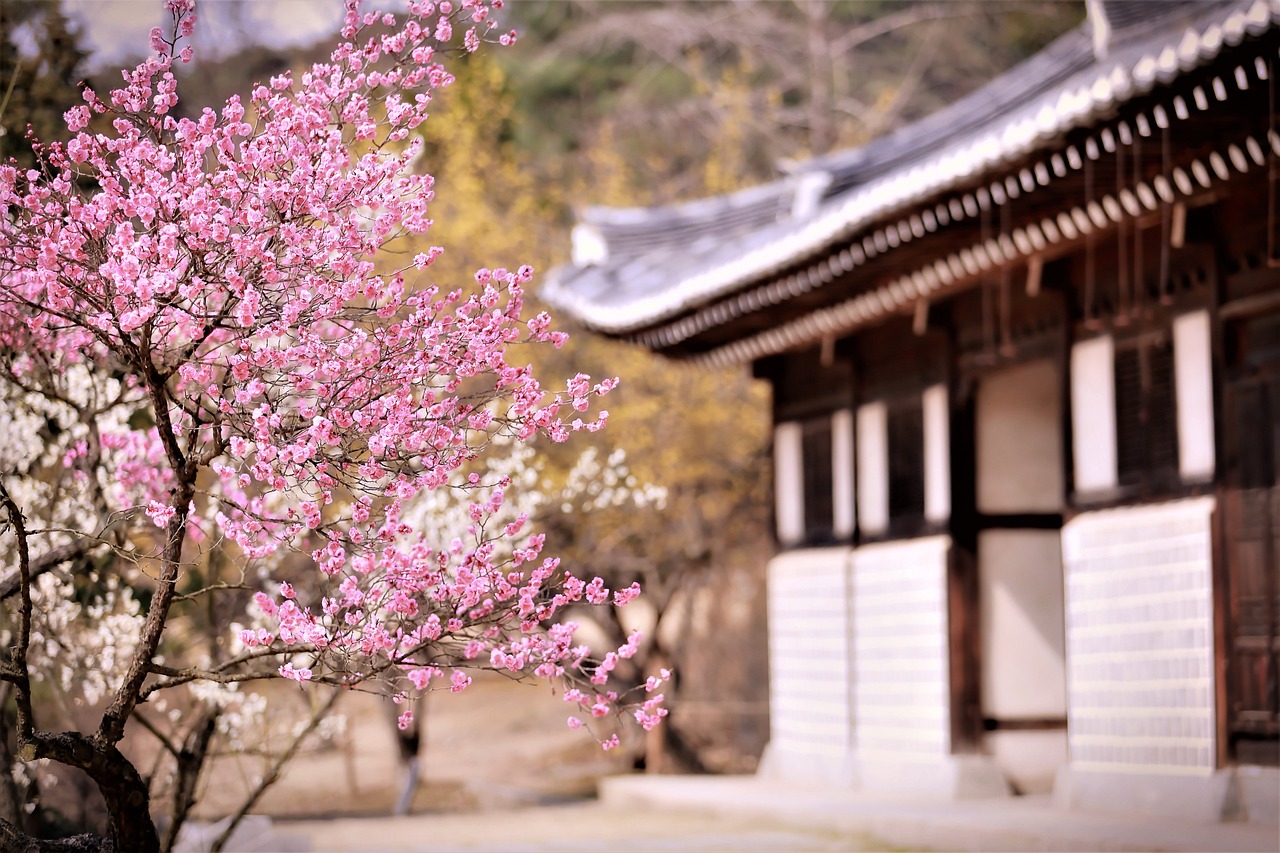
[1071,336,1117,494]
[976,360,1063,514]
[1061,497,1218,774]
[923,385,951,523]
[766,548,855,774]
[1173,311,1215,482]
[833,409,856,539]
[851,536,952,759]
[774,422,805,546]
[857,403,889,536]
[979,529,1067,719]
[987,730,1068,795]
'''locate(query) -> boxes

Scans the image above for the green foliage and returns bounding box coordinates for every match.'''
[499,0,1084,193]
[413,52,557,282]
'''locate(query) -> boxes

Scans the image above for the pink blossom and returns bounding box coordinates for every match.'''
[145,501,176,527]
[634,707,667,731]
[406,667,434,690]
[584,578,608,605]
[612,582,641,606]
[279,663,313,683]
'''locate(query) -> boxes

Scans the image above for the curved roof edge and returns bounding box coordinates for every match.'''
[545,0,1275,335]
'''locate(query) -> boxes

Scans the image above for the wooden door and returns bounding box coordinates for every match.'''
[1222,311,1280,765]
[971,359,1068,792]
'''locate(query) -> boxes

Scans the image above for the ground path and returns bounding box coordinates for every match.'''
[178,676,1276,853]
[279,802,887,852]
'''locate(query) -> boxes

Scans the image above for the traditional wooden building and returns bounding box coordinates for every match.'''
[546,0,1279,822]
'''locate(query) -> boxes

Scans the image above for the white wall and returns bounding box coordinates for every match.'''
[856,403,889,535]
[923,385,951,523]
[975,360,1068,794]
[774,422,805,546]
[833,409,856,538]
[1061,497,1218,774]
[1173,310,1215,482]
[979,530,1067,719]
[977,360,1064,513]
[1070,336,1118,494]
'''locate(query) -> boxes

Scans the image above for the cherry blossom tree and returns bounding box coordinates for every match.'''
[0,2,665,850]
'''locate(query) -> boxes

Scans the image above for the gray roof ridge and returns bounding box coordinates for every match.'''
[804,1,1238,196]
[579,176,800,228]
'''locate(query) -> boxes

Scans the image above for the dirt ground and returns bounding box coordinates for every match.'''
[191,673,632,821]
[177,676,900,853]
[179,675,888,853]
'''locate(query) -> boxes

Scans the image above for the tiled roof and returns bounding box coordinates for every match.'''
[545,0,1276,336]
[554,178,802,317]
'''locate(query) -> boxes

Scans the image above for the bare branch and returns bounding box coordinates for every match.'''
[0,538,105,601]
[830,2,977,56]
[130,709,181,761]
[209,689,341,853]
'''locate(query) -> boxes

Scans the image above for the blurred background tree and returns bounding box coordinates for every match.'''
[502,0,1083,198]
[0,0,90,168]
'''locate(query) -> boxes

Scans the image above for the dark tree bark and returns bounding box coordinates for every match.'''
[391,695,426,816]
[19,732,157,853]
[0,819,110,853]
[159,710,218,853]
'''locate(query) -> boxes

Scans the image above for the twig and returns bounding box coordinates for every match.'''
[210,688,341,853]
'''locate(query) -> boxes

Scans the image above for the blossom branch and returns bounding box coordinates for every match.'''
[0,538,104,601]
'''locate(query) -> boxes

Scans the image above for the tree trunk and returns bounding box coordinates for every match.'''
[76,746,156,853]
[643,649,672,775]
[160,710,218,853]
[20,732,158,853]
[804,0,835,155]
[391,695,425,816]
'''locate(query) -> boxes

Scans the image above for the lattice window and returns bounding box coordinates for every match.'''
[1114,332,1179,492]
[886,396,926,525]
[800,415,836,543]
